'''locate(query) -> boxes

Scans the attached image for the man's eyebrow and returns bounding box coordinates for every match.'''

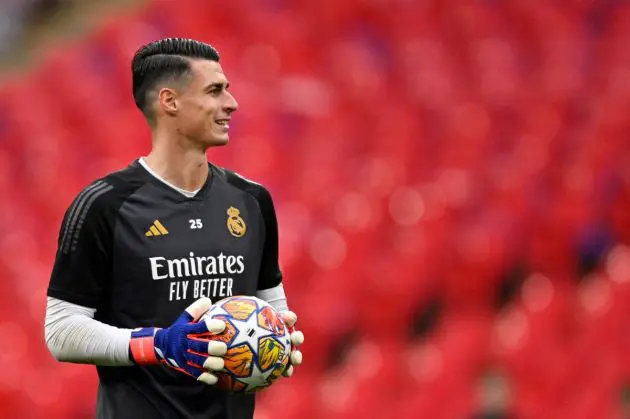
[204,82,230,91]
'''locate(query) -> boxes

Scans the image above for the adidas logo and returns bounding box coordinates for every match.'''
[145,220,169,237]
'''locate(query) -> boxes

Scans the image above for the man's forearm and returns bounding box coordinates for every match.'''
[45,297,133,366]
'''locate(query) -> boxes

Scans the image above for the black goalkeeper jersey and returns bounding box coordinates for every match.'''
[47,159,283,419]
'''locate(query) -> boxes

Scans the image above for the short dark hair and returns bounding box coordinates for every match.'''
[131,38,220,118]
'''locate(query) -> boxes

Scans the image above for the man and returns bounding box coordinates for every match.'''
[45,38,304,419]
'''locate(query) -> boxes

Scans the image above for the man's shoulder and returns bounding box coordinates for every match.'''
[212,164,278,221]
[212,164,271,200]
[68,161,149,215]
[103,160,149,187]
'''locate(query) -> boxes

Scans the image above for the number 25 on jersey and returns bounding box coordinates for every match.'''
[189,219,203,229]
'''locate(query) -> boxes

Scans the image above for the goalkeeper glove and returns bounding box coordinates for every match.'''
[129,297,227,385]
[280,311,304,377]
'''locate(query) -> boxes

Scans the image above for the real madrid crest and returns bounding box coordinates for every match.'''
[227,206,247,238]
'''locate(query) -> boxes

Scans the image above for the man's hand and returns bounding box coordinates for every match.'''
[129,297,228,385]
[280,311,304,377]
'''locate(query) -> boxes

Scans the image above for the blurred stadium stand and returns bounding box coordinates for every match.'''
[1,0,630,418]
[0,0,79,57]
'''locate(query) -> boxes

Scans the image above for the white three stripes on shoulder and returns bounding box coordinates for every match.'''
[60,181,113,254]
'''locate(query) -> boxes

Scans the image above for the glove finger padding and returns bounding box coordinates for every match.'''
[203,356,225,372]
[290,350,303,366]
[185,350,225,372]
[282,365,294,378]
[290,330,304,346]
[281,311,298,328]
[172,297,214,327]
[276,311,304,378]
[188,337,228,356]
[197,372,219,386]
[187,317,227,336]
[185,297,214,320]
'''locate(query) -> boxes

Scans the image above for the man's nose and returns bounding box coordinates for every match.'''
[224,92,238,113]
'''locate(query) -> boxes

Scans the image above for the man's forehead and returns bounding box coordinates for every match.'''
[190,59,228,84]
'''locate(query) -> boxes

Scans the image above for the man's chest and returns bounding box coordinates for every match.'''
[107,189,265,324]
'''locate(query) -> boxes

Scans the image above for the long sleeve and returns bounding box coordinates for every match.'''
[256,283,289,313]
[44,297,133,366]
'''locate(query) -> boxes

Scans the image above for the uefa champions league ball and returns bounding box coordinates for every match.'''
[200,296,291,392]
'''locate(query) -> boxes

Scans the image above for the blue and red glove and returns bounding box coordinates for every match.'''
[129,298,227,385]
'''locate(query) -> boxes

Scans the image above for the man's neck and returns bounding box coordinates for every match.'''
[144,136,209,192]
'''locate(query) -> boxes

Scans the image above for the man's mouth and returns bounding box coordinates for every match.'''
[215,119,230,128]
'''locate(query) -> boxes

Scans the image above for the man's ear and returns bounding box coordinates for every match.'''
[158,88,179,115]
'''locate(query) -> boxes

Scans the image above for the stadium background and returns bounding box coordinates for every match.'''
[1,0,630,418]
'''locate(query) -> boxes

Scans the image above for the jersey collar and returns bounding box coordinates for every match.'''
[133,159,215,202]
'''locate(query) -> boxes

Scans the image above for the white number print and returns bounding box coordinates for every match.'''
[189,219,203,229]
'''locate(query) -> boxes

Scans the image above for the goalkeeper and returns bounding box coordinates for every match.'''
[44,38,304,419]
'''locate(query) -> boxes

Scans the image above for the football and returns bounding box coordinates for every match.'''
[200,296,291,392]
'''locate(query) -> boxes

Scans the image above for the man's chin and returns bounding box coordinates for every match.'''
[204,136,230,147]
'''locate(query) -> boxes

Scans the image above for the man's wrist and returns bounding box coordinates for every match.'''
[129,327,159,365]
